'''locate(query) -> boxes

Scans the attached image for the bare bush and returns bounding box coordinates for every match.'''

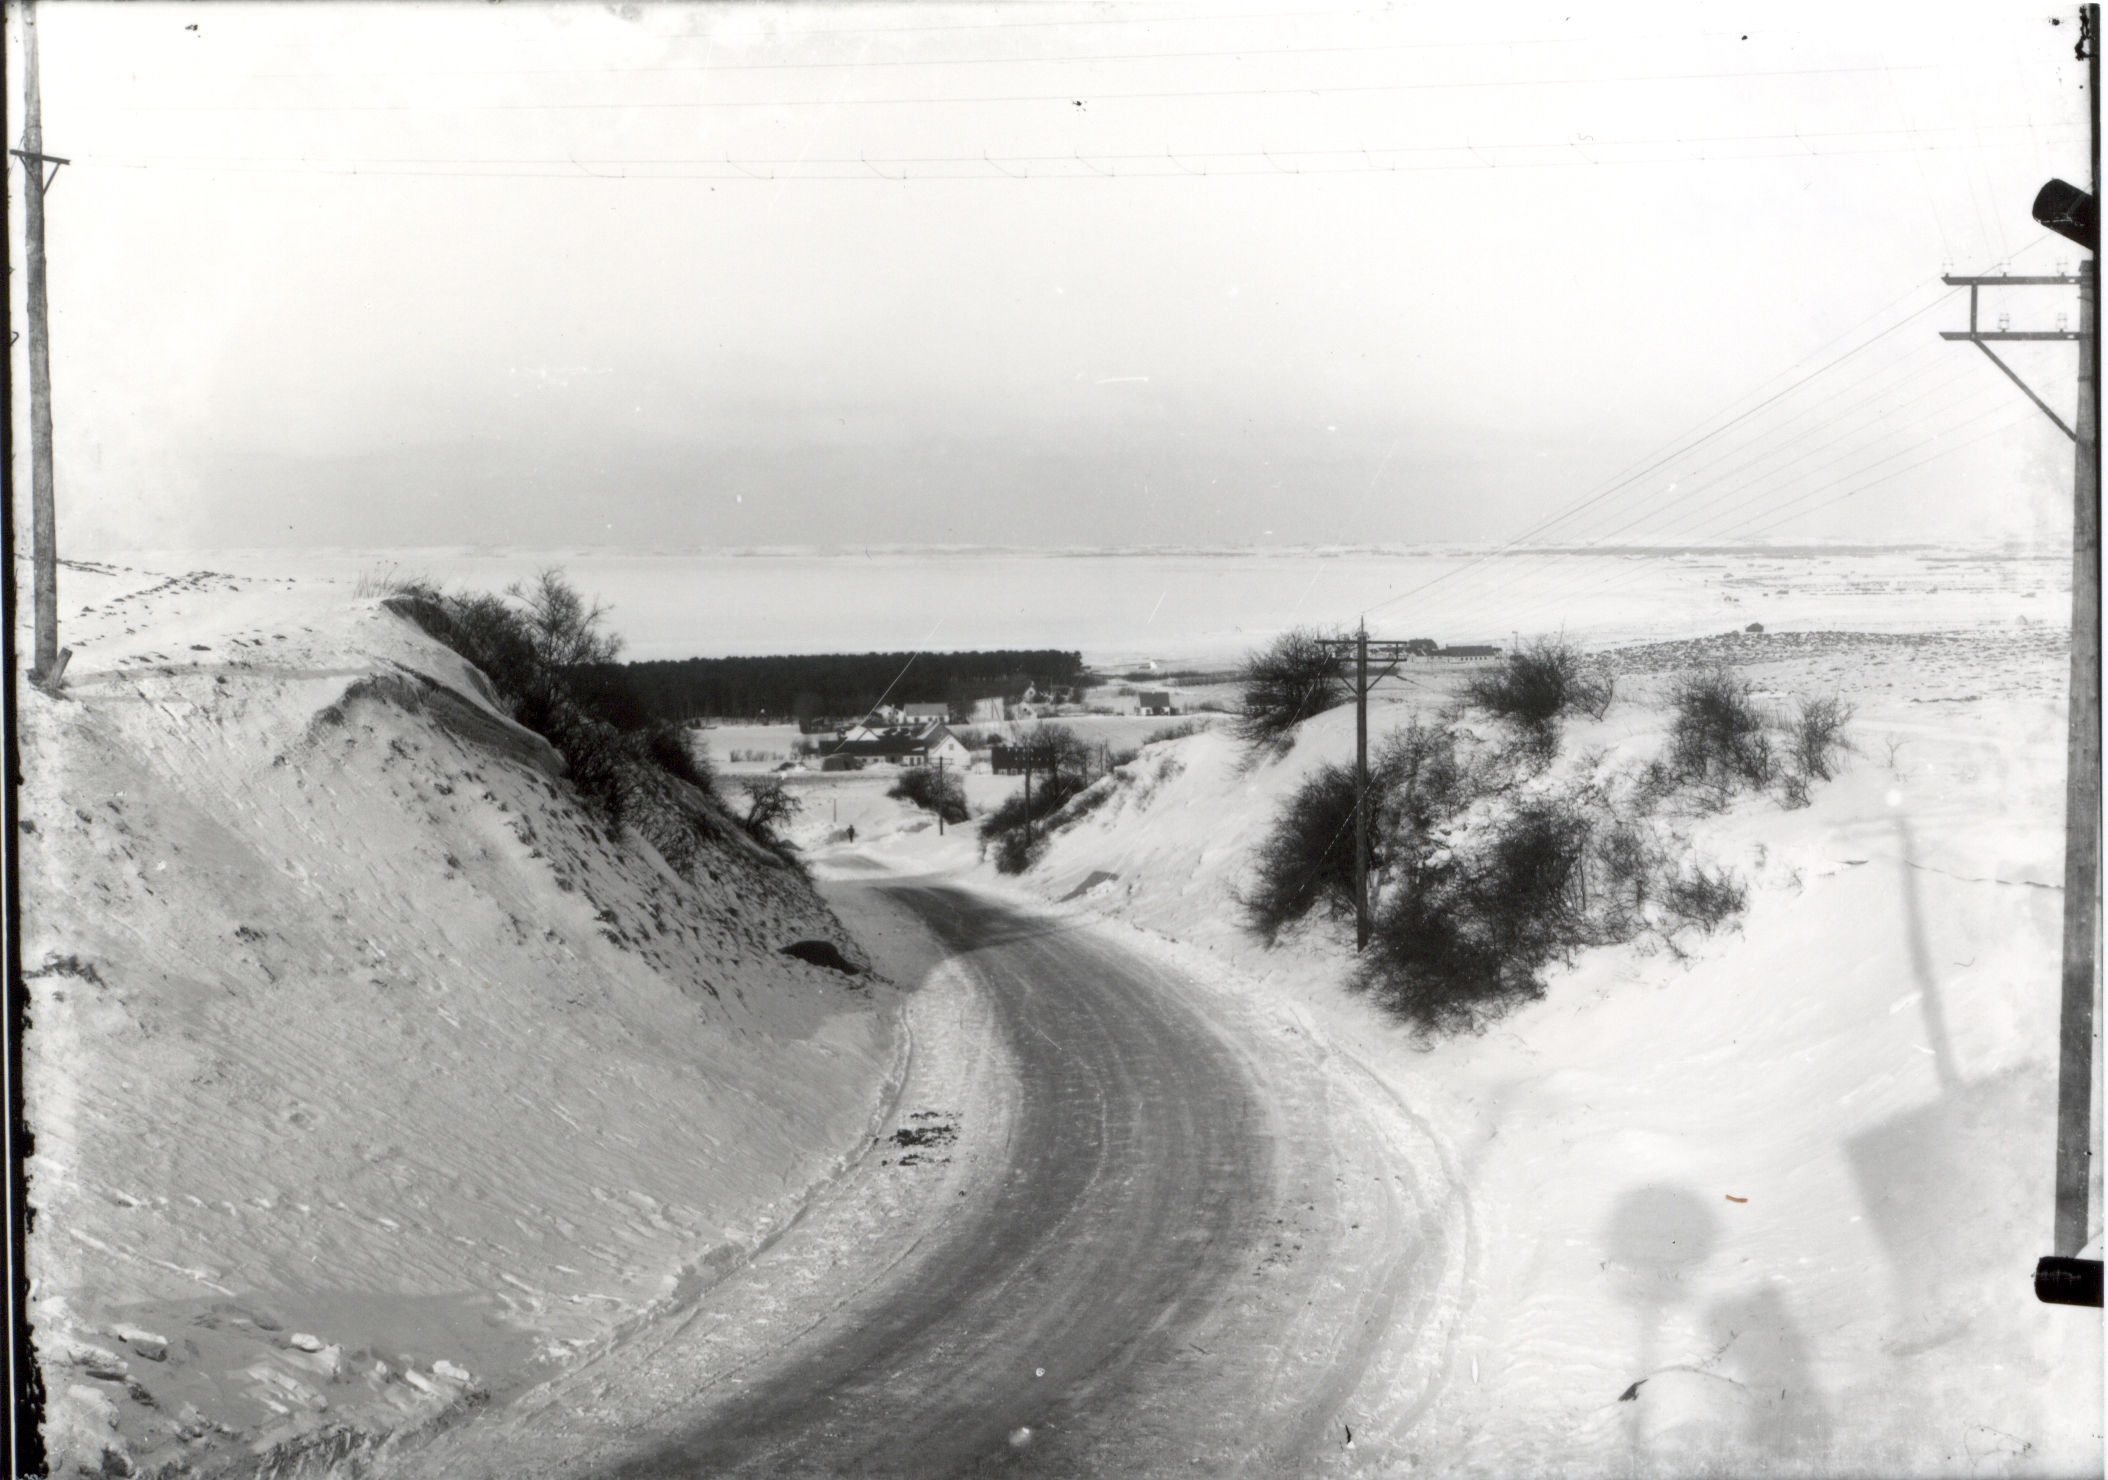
[1666,666,1776,793]
[1659,864,1747,934]
[890,765,969,824]
[1790,695,1855,783]
[1240,720,1502,946]
[1460,637,1614,751]
[1357,797,1596,1034]
[1145,719,1209,745]
[739,776,801,839]
[645,723,715,792]
[1239,763,1365,942]
[378,569,735,833]
[1234,627,1347,755]
[512,567,625,671]
[353,567,440,601]
[1243,705,1750,1034]
[978,768,1091,874]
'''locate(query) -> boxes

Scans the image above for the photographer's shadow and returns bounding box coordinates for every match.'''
[1605,1184,1832,1470]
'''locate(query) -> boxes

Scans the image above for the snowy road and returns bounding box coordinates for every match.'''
[389,879,1430,1479]
[611,882,1286,1476]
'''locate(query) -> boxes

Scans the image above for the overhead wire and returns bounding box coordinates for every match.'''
[1465,404,2042,642]
[75,120,2075,180]
[1353,282,1963,624]
[88,61,1940,112]
[145,29,1767,83]
[1416,356,2052,639]
[1355,226,2066,634]
[1498,319,1965,551]
[1435,382,2060,641]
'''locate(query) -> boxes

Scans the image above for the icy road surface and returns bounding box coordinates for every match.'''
[387,879,1451,1479]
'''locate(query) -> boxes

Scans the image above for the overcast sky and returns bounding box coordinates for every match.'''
[5,1,2093,554]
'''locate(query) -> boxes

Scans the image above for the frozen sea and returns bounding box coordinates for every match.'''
[82,544,2068,667]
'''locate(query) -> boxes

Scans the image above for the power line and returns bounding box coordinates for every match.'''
[1430,384,2052,640]
[1356,283,1964,622]
[652,6,1381,41]
[1529,347,1984,557]
[134,29,1764,84]
[1469,406,2038,641]
[1414,352,2046,637]
[74,129,2072,185]
[78,120,2069,174]
[88,61,1939,113]
[1353,236,2064,626]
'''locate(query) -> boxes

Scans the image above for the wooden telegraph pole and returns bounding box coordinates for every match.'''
[2055,1,2104,1275]
[1317,628,1420,951]
[15,3,57,681]
[1354,624,1370,950]
[1961,4,2104,1303]
[13,0,65,687]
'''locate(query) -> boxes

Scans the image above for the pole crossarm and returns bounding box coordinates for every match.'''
[8,148,67,193]
[1942,274,2082,285]
[1940,331,2083,341]
[1314,640,1425,663]
[1941,271,2086,438]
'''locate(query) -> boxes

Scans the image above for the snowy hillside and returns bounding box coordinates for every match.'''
[972,623,2102,1475]
[17,563,901,1478]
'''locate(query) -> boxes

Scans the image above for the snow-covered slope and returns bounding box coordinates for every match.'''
[986,624,2102,1476]
[18,563,901,1478]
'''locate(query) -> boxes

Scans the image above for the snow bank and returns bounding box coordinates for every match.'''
[18,562,902,1477]
[985,623,2102,1475]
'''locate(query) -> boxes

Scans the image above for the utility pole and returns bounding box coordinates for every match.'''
[12,0,64,687]
[1355,623,1370,951]
[1315,629,1419,951]
[936,754,945,836]
[2054,0,2105,1280]
[1959,4,2104,1305]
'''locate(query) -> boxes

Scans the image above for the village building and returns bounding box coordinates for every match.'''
[819,721,971,768]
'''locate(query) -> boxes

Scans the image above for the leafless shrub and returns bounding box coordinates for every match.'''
[739,776,801,839]
[353,566,441,600]
[978,766,1091,874]
[1356,796,1596,1034]
[1145,719,1209,745]
[1234,627,1348,756]
[1790,695,1855,782]
[1666,666,1777,795]
[1461,637,1615,751]
[890,766,969,824]
[1239,763,1365,943]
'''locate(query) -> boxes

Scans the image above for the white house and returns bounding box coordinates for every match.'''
[920,724,973,768]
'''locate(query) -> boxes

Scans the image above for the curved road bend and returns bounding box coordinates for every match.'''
[609,882,1285,1478]
[388,880,1422,1480]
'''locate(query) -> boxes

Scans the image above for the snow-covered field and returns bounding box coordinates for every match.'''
[17,545,2101,1477]
[16,561,901,1477]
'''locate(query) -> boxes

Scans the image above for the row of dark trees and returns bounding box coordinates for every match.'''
[570,650,1087,727]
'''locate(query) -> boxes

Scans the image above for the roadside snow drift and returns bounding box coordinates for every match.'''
[17,563,900,1478]
[990,624,2102,1477]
